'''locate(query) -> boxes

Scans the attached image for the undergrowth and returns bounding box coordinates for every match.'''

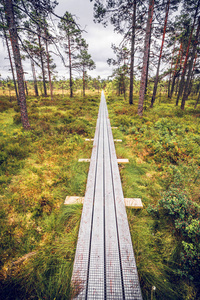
[0,93,99,299]
[106,93,200,299]
[0,91,200,299]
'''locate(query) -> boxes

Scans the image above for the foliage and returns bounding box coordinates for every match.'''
[148,187,200,282]
[0,93,99,299]
[0,91,200,299]
[106,92,200,299]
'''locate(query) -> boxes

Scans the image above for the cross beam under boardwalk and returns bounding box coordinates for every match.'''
[71,92,142,299]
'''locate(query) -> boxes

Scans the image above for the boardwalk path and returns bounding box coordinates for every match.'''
[71,92,142,299]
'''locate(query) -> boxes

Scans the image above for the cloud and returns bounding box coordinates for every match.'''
[54,0,122,79]
[0,0,121,80]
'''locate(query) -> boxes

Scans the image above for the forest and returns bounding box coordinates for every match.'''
[0,0,200,299]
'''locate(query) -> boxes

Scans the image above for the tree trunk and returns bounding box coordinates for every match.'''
[188,53,197,96]
[175,77,179,95]
[123,73,126,99]
[0,10,19,104]
[5,0,30,130]
[23,74,28,96]
[170,42,182,98]
[151,0,170,107]
[83,70,85,96]
[31,60,39,96]
[129,0,136,105]
[138,0,154,116]
[176,0,200,107]
[38,30,47,96]
[45,30,53,101]
[194,91,200,108]
[144,28,152,96]
[181,17,200,109]
[68,36,73,97]
[168,34,177,98]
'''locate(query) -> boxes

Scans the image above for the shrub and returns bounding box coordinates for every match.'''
[148,188,200,281]
[13,113,21,125]
[0,99,13,112]
[68,119,91,135]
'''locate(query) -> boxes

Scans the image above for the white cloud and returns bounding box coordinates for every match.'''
[0,0,122,80]
[54,0,122,79]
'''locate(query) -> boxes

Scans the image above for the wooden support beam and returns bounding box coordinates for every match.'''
[85,138,122,142]
[78,159,91,162]
[117,158,129,163]
[79,158,129,163]
[64,196,143,208]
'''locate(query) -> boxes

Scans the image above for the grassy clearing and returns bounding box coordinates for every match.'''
[0,91,200,299]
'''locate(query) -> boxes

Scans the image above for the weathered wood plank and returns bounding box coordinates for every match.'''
[103,95,124,299]
[86,99,105,298]
[71,100,103,298]
[106,102,142,299]
[64,196,143,208]
[71,92,142,299]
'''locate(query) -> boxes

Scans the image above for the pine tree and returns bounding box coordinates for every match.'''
[58,12,81,97]
[150,0,171,108]
[75,38,95,96]
[91,0,145,105]
[138,0,154,116]
[4,0,31,129]
[176,0,200,107]
[0,9,19,103]
[181,17,200,109]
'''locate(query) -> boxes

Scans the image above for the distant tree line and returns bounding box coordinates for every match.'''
[0,76,104,97]
[91,0,200,115]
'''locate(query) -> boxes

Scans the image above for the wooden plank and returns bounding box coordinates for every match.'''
[71,92,142,299]
[117,159,129,163]
[85,138,94,141]
[79,158,129,163]
[103,94,124,299]
[86,98,105,298]
[71,99,103,298]
[78,159,91,162]
[124,198,143,208]
[106,105,142,299]
[64,196,84,205]
[85,138,122,142]
[64,197,143,208]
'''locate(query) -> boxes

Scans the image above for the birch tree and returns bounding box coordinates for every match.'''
[58,12,81,98]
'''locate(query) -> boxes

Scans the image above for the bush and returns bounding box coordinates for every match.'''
[148,188,200,281]
[68,119,91,135]
[0,99,13,112]
[13,113,21,125]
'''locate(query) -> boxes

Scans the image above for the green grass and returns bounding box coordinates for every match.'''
[0,93,99,299]
[0,91,200,299]
[106,93,200,299]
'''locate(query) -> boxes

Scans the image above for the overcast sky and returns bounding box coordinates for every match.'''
[0,0,122,80]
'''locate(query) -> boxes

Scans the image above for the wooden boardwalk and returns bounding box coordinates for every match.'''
[71,92,142,299]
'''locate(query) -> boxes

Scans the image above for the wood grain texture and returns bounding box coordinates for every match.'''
[71,92,142,299]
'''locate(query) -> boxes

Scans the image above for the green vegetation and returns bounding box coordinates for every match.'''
[0,91,200,299]
[0,92,99,299]
[107,93,200,299]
